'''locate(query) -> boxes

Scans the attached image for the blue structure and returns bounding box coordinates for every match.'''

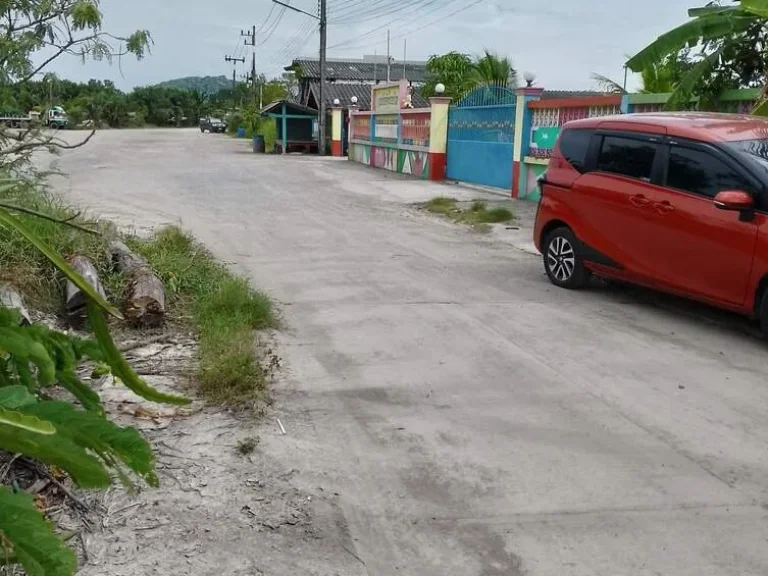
[446,85,516,190]
[261,100,318,153]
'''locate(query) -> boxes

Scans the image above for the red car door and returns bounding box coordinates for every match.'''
[570,133,663,284]
[650,142,758,306]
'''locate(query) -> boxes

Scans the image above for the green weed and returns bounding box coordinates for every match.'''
[127,227,278,405]
[422,196,514,230]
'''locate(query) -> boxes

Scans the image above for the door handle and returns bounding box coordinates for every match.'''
[655,201,675,214]
[630,194,651,207]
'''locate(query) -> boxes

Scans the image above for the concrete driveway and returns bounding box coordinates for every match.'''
[53,129,768,576]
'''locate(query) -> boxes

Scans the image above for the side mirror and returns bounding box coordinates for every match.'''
[714,190,754,211]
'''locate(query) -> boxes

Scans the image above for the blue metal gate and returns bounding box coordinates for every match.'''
[446,85,516,190]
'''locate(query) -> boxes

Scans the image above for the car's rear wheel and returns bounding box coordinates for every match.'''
[543,227,587,289]
[758,289,768,337]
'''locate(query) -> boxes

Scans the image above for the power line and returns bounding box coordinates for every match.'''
[330,0,418,24]
[256,5,288,48]
[255,4,277,35]
[328,0,449,49]
[331,0,481,52]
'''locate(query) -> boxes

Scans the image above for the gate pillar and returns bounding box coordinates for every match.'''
[428,96,451,181]
[512,87,544,198]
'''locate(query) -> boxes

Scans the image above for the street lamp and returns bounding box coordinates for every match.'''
[524,71,536,88]
[435,83,445,95]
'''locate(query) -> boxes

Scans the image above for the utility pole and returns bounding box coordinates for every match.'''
[319,0,327,155]
[224,55,245,92]
[271,0,326,155]
[386,29,391,82]
[242,26,257,98]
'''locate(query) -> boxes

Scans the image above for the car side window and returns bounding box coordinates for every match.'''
[596,136,658,181]
[558,129,593,173]
[666,145,751,199]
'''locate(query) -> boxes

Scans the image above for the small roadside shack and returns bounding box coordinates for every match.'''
[261,100,318,154]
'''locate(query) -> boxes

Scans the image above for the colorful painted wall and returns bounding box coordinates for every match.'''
[349,142,430,179]
[520,160,547,202]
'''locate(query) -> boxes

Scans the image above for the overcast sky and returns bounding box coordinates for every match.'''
[47,0,696,91]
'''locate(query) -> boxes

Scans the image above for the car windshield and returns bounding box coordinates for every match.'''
[727,139,768,177]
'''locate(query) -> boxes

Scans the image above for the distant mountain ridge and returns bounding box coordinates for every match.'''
[154,76,232,93]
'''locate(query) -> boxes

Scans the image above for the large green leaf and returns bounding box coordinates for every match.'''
[88,303,190,406]
[0,408,54,434]
[741,0,768,18]
[626,13,755,72]
[0,327,56,387]
[0,385,37,409]
[0,487,77,576]
[688,5,741,17]
[20,401,158,486]
[0,421,110,488]
[0,208,121,318]
[57,370,103,414]
[664,47,724,111]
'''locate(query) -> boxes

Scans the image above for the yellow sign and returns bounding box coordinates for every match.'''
[373,85,401,114]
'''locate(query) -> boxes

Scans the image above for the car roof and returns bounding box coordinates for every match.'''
[564,112,768,143]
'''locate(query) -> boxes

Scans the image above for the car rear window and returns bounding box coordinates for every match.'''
[596,136,657,181]
[558,129,592,173]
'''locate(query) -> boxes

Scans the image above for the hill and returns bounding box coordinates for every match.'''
[155,76,232,93]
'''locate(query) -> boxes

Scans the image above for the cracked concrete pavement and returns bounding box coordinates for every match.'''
[51,129,768,575]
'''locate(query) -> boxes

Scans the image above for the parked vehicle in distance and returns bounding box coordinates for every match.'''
[0,106,68,129]
[44,106,68,129]
[533,112,768,334]
[200,117,226,133]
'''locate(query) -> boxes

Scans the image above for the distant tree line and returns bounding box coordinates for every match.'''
[0,74,291,128]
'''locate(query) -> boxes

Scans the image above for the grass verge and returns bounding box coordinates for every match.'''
[0,181,114,310]
[126,227,279,405]
[0,181,278,406]
[423,197,514,231]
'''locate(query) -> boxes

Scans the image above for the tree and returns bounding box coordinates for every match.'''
[472,50,518,88]
[0,0,152,166]
[422,51,475,99]
[626,0,768,111]
[422,50,517,100]
[591,51,694,95]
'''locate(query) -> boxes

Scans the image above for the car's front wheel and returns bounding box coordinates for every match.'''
[543,227,587,289]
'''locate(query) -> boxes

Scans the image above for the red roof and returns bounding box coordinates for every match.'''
[566,112,768,142]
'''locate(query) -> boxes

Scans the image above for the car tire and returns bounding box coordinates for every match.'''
[758,289,768,337]
[543,227,587,289]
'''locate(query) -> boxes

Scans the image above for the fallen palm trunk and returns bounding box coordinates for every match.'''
[110,241,165,326]
[65,255,106,322]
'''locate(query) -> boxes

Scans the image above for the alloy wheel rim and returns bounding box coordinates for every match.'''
[547,236,575,282]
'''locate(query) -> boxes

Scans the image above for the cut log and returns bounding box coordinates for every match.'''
[124,270,165,326]
[109,240,148,274]
[109,240,165,326]
[65,255,107,321]
[0,283,31,325]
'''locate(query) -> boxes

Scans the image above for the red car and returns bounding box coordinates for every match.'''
[533,112,768,334]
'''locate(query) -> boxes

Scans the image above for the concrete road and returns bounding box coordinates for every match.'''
[53,129,768,576]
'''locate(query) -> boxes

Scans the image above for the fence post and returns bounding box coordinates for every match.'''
[428,96,451,181]
[512,87,544,198]
[330,107,343,156]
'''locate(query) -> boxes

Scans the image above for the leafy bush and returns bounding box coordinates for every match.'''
[0,204,188,575]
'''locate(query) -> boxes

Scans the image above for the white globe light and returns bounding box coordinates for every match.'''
[435,83,446,94]
[351,96,358,104]
[523,71,536,86]
[333,98,341,105]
